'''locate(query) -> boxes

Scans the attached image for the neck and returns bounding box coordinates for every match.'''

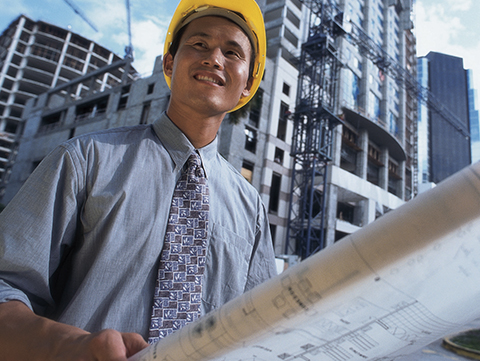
[166,104,226,149]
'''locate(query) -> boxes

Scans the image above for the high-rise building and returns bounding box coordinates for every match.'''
[2,0,417,261]
[417,52,471,187]
[220,0,416,255]
[0,15,136,188]
[467,69,480,163]
[416,57,430,189]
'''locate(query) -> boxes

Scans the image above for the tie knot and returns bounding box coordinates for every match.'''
[186,153,205,179]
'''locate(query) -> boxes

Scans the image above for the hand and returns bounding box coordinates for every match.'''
[0,301,149,361]
[50,329,149,361]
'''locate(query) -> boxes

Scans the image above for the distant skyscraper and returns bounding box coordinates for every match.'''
[417,52,471,186]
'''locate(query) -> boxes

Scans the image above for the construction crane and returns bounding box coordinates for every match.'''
[63,0,99,32]
[63,0,134,61]
[285,0,470,260]
[124,0,134,60]
[346,20,470,138]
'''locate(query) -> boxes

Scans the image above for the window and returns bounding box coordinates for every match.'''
[337,202,355,223]
[367,162,380,185]
[0,150,9,160]
[118,85,130,110]
[269,224,277,246]
[368,91,381,121]
[147,83,155,94]
[2,79,13,90]
[282,82,290,96]
[241,161,254,183]
[388,160,401,195]
[367,144,382,185]
[4,121,18,134]
[140,101,151,124]
[249,88,263,128]
[15,42,26,54]
[76,96,109,121]
[277,102,289,141]
[341,127,360,174]
[388,111,398,136]
[67,45,87,60]
[286,8,300,28]
[244,126,257,153]
[343,69,359,109]
[269,173,281,213]
[284,26,298,47]
[38,112,62,133]
[274,147,284,164]
[64,55,85,71]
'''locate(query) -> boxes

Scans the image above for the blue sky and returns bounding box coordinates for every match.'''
[414,0,480,93]
[0,0,479,96]
[0,0,181,76]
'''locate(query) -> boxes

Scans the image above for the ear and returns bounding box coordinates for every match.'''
[163,52,174,78]
[241,76,254,98]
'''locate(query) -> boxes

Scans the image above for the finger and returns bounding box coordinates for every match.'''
[86,329,129,361]
[122,332,149,357]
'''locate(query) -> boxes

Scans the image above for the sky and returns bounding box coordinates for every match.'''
[0,0,480,94]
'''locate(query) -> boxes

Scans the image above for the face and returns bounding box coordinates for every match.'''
[163,16,253,116]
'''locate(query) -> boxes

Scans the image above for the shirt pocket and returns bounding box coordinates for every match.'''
[202,223,253,313]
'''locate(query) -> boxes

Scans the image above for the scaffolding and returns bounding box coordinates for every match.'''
[285,0,345,259]
[285,0,467,261]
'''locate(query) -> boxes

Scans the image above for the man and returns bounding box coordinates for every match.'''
[0,0,277,359]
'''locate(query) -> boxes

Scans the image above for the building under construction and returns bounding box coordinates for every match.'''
[0,15,137,188]
[1,0,418,262]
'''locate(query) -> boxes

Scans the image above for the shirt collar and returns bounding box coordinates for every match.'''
[152,112,217,178]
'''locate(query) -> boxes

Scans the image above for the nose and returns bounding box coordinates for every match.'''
[202,47,224,70]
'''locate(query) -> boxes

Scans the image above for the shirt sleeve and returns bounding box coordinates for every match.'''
[0,144,84,315]
[244,200,278,292]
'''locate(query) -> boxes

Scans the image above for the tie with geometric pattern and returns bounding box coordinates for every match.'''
[148,152,209,343]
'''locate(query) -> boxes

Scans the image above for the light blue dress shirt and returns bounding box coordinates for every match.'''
[0,112,277,339]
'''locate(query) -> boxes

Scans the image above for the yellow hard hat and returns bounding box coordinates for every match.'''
[163,0,266,112]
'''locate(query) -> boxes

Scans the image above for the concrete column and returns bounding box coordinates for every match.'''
[355,198,377,227]
[324,181,338,247]
[379,147,389,191]
[356,129,368,179]
[398,160,406,200]
[332,125,343,167]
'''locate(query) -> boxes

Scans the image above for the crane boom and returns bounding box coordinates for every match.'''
[63,0,98,32]
[124,0,134,60]
[346,21,470,138]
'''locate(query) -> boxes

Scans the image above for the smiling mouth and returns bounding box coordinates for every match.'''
[195,75,224,86]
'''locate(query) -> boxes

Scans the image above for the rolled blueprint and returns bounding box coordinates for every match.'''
[130,161,480,361]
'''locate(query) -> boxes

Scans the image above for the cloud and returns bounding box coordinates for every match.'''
[414,2,466,56]
[75,0,172,75]
[415,0,480,111]
[445,0,472,12]
[130,17,169,75]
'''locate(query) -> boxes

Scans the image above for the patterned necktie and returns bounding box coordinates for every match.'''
[148,153,209,343]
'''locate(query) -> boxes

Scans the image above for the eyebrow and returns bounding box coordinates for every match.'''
[186,31,249,55]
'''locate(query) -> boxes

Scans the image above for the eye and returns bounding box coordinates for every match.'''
[192,41,207,49]
[225,50,241,59]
